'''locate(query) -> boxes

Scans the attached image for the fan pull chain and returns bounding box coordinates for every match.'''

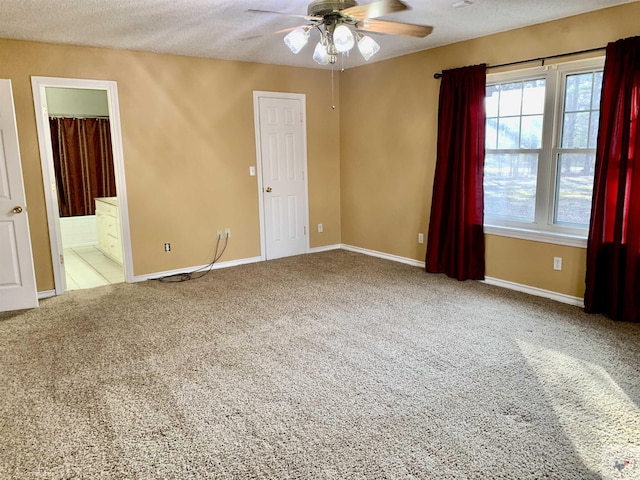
[331,64,336,110]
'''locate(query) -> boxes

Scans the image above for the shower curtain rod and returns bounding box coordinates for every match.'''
[49,114,110,119]
[432,46,606,79]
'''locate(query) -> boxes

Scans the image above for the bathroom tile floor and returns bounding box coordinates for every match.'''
[64,245,124,290]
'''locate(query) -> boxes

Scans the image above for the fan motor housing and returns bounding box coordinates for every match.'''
[307,0,358,17]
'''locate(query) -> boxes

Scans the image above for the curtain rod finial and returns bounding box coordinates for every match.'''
[434,73,442,79]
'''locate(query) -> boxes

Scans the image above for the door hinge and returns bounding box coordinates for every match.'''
[304,226,306,235]
[60,254,64,264]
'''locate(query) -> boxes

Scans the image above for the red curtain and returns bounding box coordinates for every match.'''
[50,117,116,217]
[585,36,640,323]
[426,64,487,280]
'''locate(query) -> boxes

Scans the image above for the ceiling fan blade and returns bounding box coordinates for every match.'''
[342,0,409,20]
[247,9,322,21]
[357,19,433,37]
[241,25,310,41]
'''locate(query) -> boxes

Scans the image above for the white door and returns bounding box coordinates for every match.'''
[255,93,309,260]
[0,79,38,311]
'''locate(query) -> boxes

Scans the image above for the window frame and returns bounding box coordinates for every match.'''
[484,57,605,248]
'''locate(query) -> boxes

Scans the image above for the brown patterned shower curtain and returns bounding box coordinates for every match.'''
[50,117,116,217]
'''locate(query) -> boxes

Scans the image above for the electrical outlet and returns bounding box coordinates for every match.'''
[164,242,171,252]
[418,233,424,244]
[553,257,562,271]
[318,223,323,233]
[225,228,231,238]
[217,230,222,240]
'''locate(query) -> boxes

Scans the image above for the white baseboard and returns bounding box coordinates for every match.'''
[133,256,263,282]
[341,244,426,268]
[309,244,342,254]
[84,241,583,308]
[136,245,339,282]
[482,276,584,307]
[38,290,56,299]
[338,244,583,307]
[136,246,343,282]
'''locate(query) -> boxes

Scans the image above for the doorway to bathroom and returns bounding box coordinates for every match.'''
[32,77,133,294]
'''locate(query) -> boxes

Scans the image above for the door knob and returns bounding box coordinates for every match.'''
[12,206,23,214]
[266,187,273,193]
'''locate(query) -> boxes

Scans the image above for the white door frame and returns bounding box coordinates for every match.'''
[31,76,134,294]
[253,91,310,261]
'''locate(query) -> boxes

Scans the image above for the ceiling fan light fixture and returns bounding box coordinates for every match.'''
[333,24,355,53]
[357,35,380,61]
[253,0,434,68]
[284,28,310,54]
[313,41,330,65]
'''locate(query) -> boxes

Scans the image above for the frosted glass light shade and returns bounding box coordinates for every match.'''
[284,28,309,54]
[357,35,380,61]
[333,24,355,53]
[313,42,330,65]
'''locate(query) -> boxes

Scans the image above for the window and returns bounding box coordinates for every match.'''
[484,59,604,246]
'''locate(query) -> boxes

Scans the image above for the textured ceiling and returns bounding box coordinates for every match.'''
[0,0,636,70]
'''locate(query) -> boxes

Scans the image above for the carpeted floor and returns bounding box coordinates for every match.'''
[1,250,639,479]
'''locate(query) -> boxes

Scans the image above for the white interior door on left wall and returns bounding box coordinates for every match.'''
[0,79,38,312]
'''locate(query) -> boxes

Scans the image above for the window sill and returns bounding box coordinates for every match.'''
[484,225,587,248]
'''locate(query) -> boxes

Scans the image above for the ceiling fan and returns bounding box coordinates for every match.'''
[248,0,433,65]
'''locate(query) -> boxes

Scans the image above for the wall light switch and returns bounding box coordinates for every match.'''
[249,166,256,176]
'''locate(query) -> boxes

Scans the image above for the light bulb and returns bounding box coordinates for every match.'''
[284,28,309,54]
[313,42,330,65]
[333,24,355,53]
[357,35,380,61]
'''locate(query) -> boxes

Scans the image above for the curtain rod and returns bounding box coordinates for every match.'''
[49,115,110,119]
[432,46,606,79]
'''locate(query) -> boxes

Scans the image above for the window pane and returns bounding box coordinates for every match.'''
[486,118,498,149]
[589,111,600,149]
[520,115,543,149]
[486,85,499,117]
[592,72,603,108]
[564,73,593,112]
[562,112,590,148]
[485,65,603,234]
[498,117,520,149]
[499,83,523,116]
[555,153,596,226]
[484,153,538,221]
[521,79,545,115]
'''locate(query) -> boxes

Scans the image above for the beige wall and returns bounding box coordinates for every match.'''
[0,40,342,290]
[340,2,640,299]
